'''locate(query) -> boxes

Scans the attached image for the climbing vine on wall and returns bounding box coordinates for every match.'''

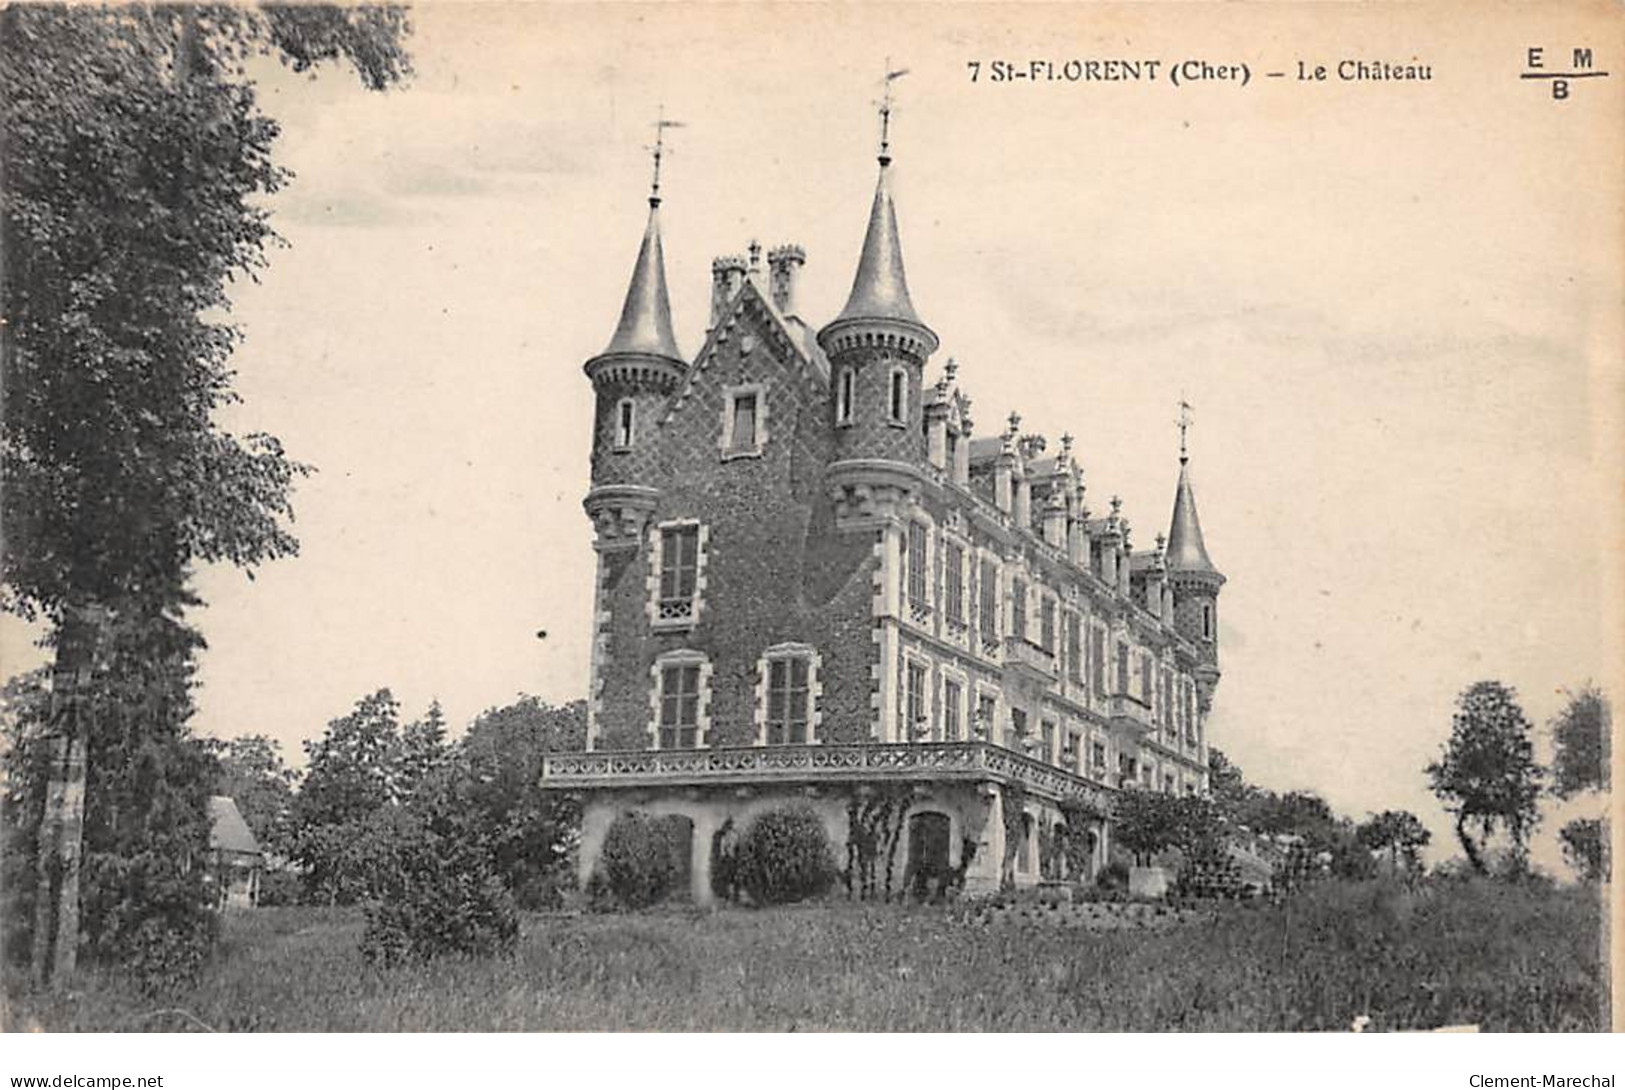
[841,784,913,901]
[999,783,1028,891]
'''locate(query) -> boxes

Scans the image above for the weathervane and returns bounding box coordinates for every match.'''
[1177,398,1194,462]
[878,60,910,164]
[648,106,686,207]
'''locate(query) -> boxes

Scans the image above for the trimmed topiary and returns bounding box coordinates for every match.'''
[595,811,687,909]
[734,806,836,905]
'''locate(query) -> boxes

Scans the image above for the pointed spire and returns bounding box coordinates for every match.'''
[598,201,684,363]
[1166,457,1219,575]
[597,115,685,365]
[819,65,936,359]
[831,155,925,327]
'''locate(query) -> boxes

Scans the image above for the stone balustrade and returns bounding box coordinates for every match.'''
[541,740,1114,810]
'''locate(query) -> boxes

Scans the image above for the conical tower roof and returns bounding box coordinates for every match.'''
[832,160,923,327]
[598,199,683,364]
[1166,457,1220,577]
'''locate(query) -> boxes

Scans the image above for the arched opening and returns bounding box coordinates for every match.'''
[907,811,952,901]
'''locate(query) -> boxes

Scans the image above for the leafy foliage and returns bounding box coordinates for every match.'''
[1426,681,1544,874]
[734,806,836,906]
[458,697,584,908]
[592,813,689,910]
[3,599,222,994]
[0,2,409,987]
[1559,818,1607,884]
[289,689,451,904]
[1550,686,1610,800]
[1112,790,1220,865]
[1356,810,1431,872]
[359,767,518,967]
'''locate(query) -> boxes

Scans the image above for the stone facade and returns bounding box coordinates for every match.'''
[545,144,1226,906]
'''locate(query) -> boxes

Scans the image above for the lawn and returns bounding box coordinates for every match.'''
[4,878,1607,1032]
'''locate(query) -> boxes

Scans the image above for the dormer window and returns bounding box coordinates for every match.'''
[836,367,855,426]
[614,398,635,450]
[720,383,766,460]
[888,366,907,426]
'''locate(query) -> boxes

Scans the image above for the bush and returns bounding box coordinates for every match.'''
[358,771,519,966]
[360,857,518,967]
[734,806,835,905]
[1096,860,1130,892]
[594,812,688,909]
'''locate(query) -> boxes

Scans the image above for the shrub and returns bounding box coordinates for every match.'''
[358,770,519,966]
[360,858,518,967]
[734,806,835,905]
[1096,860,1130,892]
[595,812,687,909]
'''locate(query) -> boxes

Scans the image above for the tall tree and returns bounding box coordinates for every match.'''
[1550,685,1610,800]
[290,688,405,904]
[459,696,585,908]
[1426,681,1544,874]
[396,699,449,801]
[1,4,410,986]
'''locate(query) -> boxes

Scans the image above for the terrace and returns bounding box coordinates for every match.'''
[541,739,1115,811]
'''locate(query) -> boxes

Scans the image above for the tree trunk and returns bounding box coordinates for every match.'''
[1455,810,1486,874]
[30,605,103,989]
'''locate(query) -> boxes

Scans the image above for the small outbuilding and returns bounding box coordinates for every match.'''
[207,795,263,909]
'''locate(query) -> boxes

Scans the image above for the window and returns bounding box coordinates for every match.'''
[888,367,907,424]
[978,559,999,645]
[1116,641,1130,695]
[658,663,701,749]
[1118,753,1137,782]
[976,692,997,738]
[905,660,928,738]
[721,384,766,458]
[906,522,929,616]
[1066,615,1083,683]
[1011,578,1027,640]
[1140,655,1153,705]
[765,655,811,745]
[656,524,700,624]
[836,367,854,425]
[1090,628,1105,695]
[1009,707,1027,749]
[1164,773,1176,795]
[1041,720,1055,765]
[943,678,963,741]
[1040,597,1056,654]
[615,398,635,449]
[730,393,758,449]
[1202,602,1215,640]
[1092,741,1106,770]
[944,542,965,626]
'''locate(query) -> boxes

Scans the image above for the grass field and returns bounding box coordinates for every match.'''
[5,878,1607,1032]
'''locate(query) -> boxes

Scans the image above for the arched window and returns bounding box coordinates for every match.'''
[615,398,635,449]
[835,367,855,426]
[888,367,907,424]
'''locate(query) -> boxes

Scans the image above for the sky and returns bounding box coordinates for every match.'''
[6,3,1620,870]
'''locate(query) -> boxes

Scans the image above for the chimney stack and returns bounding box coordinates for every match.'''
[710,255,747,329]
[767,244,806,315]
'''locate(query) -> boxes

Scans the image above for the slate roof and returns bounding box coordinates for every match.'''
[207,796,262,858]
